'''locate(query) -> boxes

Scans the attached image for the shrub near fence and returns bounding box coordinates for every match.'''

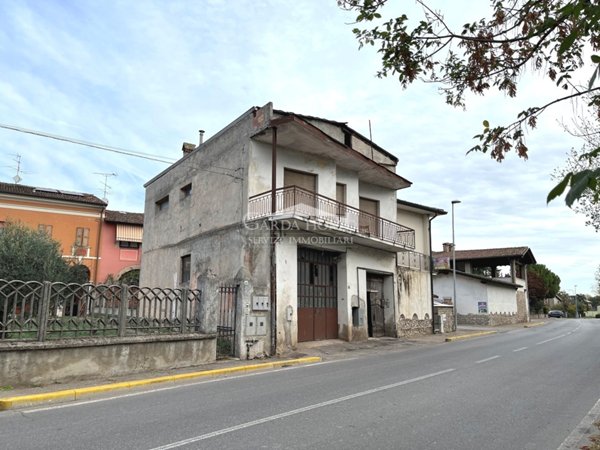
[0,279,202,341]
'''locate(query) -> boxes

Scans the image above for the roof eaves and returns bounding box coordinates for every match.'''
[273,109,399,163]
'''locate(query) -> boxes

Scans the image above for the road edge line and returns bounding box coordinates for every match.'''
[445,331,497,342]
[0,356,321,411]
[524,322,545,328]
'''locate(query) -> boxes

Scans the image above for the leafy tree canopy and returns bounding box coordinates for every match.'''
[528,263,561,299]
[0,222,87,283]
[339,0,600,205]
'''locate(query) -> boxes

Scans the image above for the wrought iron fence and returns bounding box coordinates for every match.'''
[217,285,238,357]
[0,279,202,341]
[248,186,415,249]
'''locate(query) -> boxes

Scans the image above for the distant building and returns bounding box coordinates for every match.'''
[97,210,143,284]
[0,181,106,282]
[432,245,536,324]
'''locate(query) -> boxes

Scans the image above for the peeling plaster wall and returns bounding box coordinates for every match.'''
[397,267,432,336]
[275,237,297,354]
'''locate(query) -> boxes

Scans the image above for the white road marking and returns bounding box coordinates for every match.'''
[148,368,456,450]
[513,347,528,352]
[557,397,600,449]
[17,360,354,414]
[536,324,581,346]
[536,334,567,345]
[475,355,500,364]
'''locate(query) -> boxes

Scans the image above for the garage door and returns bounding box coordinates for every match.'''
[297,247,338,342]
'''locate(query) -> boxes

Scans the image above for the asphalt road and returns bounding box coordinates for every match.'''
[1,319,599,450]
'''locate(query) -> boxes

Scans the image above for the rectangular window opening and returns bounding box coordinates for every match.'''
[181,254,191,284]
[180,183,192,199]
[156,195,169,212]
[38,224,53,236]
[119,241,140,249]
[75,227,90,247]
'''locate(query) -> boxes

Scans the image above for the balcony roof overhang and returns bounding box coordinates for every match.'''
[251,116,411,190]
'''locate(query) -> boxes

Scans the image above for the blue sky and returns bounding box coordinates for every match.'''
[0,0,597,295]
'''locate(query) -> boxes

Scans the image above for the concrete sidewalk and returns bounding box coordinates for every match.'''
[0,319,545,410]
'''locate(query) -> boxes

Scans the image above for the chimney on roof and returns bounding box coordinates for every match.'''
[181,142,196,155]
[199,129,205,146]
[442,242,453,253]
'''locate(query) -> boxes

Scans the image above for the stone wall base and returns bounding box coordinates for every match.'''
[397,319,432,337]
[458,313,518,327]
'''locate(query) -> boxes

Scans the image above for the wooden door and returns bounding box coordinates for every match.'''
[359,197,379,236]
[284,169,316,215]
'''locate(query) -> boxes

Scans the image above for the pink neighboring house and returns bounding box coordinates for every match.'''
[98,210,143,284]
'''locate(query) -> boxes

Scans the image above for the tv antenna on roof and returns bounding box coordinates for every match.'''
[4,154,30,184]
[94,172,117,203]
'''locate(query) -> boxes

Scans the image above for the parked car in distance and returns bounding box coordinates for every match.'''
[548,310,565,318]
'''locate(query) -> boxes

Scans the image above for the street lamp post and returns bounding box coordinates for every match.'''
[574,284,578,319]
[452,200,461,331]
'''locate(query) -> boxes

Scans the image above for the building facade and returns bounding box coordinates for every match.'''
[396,200,446,336]
[141,103,442,357]
[0,182,106,282]
[96,210,143,284]
[432,246,536,324]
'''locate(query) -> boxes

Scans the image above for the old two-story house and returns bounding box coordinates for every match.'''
[96,210,144,284]
[140,103,443,357]
[0,181,107,282]
[432,245,536,325]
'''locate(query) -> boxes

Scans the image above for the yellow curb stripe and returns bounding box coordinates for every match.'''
[445,331,497,342]
[0,356,321,411]
[524,322,545,328]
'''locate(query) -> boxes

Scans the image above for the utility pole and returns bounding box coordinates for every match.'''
[451,200,461,331]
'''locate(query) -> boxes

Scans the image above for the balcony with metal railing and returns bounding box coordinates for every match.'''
[248,186,415,251]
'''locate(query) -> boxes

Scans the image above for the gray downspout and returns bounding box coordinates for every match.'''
[270,127,278,356]
[428,214,438,334]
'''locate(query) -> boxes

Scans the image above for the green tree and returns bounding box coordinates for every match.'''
[553,146,600,230]
[339,0,600,205]
[527,264,561,313]
[119,269,140,286]
[0,222,82,283]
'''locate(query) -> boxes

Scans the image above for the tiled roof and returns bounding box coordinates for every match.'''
[433,246,536,264]
[435,268,522,288]
[104,210,144,225]
[0,181,107,207]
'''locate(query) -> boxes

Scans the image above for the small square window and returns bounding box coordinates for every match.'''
[156,195,169,212]
[180,183,192,199]
[38,224,53,236]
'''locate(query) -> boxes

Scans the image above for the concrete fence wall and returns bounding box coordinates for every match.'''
[0,334,216,387]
